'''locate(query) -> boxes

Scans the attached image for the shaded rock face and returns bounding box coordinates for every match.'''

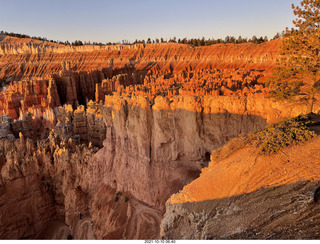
[0,124,138,239]
[1,36,319,240]
[161,181,320,240]
[0,166,56,239]
[0,93,319,239]
[0,93,302,239]
[0,136,56,239]
[99,95,272,210]
[52,67,140,107]
[0,89,319,239]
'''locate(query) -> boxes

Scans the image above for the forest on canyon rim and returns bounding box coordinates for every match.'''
[1,0,320,240]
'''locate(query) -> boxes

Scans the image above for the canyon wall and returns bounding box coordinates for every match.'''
[0,35,280,81]
[1,35,318,240]
[0,35,282,123]
[0,92,318,239]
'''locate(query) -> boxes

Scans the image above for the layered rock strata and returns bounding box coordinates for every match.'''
[0,36,280,81]
[1,35,318,240]
[0,36,283,124]
[0,93,317,239]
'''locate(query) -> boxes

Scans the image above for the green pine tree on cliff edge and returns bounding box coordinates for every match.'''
[268,0,320,113]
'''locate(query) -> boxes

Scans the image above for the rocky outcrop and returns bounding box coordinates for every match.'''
[0,36,284,124]
[0,131,56,239]
[1,93,316,239]
[90,94,320,211]
[0,118,160,239]
[160,126,320,239]
[161,180,320,239]
[1,35,319,240]
[51,103,106,147]
[0,35,281,81]
[0,78,57,120]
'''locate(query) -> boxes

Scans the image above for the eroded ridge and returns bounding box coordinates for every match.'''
[0,35,319,240]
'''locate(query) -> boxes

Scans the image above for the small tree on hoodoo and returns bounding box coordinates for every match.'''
[268,0,320,113]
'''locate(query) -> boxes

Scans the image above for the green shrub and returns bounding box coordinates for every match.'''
[249,114,316,155]
[124,196,129,202]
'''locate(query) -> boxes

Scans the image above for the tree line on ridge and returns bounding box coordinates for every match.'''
[0,30,282,47]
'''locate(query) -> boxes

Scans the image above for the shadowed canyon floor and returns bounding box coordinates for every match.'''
[0,35,319,239]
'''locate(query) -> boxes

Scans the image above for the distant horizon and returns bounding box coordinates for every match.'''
[1,0,300,43]
[0,29,280,45]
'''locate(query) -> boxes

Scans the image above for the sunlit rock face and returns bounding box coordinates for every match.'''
[1,35,319,240]
[161,134,320,240]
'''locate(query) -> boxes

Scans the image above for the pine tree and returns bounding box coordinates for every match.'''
[237,36,243,44]
[272,33,281,40]
[251,35,258,44]
[224,36,230,44]
[268,0,320,112]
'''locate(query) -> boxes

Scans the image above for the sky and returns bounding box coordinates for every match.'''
[0,0,301,43]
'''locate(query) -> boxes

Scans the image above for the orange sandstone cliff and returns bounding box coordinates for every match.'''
[0,35,282,121]
[0,35,279,80]
[1,94,318,239]
[0,35,318,239]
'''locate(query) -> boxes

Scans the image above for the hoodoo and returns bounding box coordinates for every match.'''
[1,0,320,240]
